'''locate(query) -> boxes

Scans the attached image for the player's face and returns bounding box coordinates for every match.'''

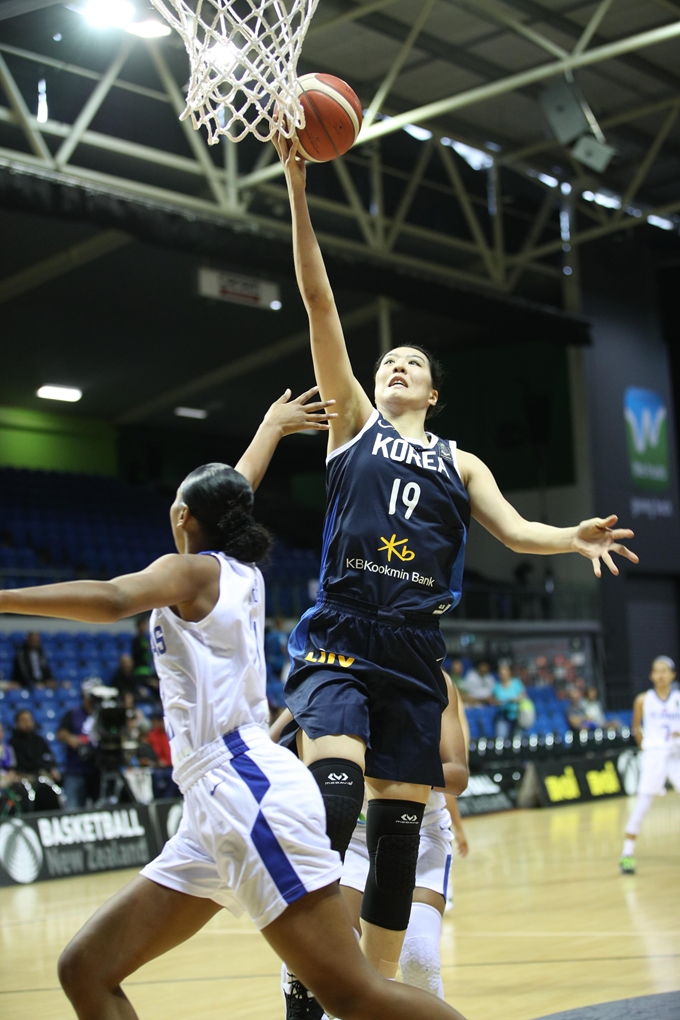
[374,348,438,416]
[650,660,675,690]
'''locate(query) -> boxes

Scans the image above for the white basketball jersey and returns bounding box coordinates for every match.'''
[641,688,680,749]
[149,553,268,768]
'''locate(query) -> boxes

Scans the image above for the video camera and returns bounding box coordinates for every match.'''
[82,680,128,771]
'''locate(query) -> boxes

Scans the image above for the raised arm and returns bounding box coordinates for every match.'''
[235,386,336,491]
[0,555,214,624]
[459,450,638,578]
[274,136,373,451]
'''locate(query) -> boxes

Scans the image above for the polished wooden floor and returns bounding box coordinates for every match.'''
[1,795,679,1020]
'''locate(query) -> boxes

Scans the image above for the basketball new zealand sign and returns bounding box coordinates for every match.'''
[0,805,156,887]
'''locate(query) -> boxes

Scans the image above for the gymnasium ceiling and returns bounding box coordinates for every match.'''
[1,0,680,438]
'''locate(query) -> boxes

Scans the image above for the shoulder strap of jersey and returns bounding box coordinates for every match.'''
[326,408,379,464]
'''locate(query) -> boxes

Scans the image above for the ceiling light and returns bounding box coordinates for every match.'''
[403,124,432,142]
[174,406,208,419]
[82,0,134,29]
[560,181,572,195]
[269,299,282,310]
[37,78,48,124]
[37,385,82,402]
[582,189,621,210]
[537,172,558,188]
[647,214,674,231]
[207,41,239,72]
[126,19,171,38]
[441,138,493,171]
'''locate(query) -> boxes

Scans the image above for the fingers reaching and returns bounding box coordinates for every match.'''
[610,543,639,564]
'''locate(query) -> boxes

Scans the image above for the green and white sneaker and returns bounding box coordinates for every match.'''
[619,854,636,874]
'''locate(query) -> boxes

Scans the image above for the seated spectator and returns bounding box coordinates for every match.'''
[57,681,99,808]
[11,631,56,690]
[132,618,159,699]
[448,657,466,691]
[10,709,60,781]
[146,711,179,800]
[491,662,526,740]
[0,721,17,786]
[461,659,496,705]
[566,687,596,732]
[110,653,136,700]
[581,686,608,728]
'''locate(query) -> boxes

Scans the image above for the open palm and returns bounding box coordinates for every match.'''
[573,515,638,577]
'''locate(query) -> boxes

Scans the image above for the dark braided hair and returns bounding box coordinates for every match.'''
[373,345,446,419]
[180,463,272,563]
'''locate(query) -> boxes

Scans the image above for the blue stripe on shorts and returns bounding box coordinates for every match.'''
[442,851,452,898]
[223,730,306,905]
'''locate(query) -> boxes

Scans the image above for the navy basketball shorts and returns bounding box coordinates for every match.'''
[283,593,447,787]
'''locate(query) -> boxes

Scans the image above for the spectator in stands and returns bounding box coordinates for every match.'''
[448,657,466,691]
[581,686,608,728]
[9,709,60,781]
[460,659,496,705]
[56,682,99,807]
[110,653,136,702]
[265,616,289,720]
[491,662,526,739]
[146,711,178,799]
[566,687,596,732]
[11,631,56,690]
[132,618,159,700]
[0,721,17,786]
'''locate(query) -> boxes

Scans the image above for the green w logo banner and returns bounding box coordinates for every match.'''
[624,386,669,491]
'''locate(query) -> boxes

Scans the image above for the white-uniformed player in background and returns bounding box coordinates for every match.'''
[620,655,680,874]
[0,389,468,1020]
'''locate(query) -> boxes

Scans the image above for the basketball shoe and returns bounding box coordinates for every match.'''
[619,854,636,874]
[281,964,324,1020]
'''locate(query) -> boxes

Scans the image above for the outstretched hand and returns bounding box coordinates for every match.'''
[264,385,336,436]
[572,515,638,577]
[272,129,307,189]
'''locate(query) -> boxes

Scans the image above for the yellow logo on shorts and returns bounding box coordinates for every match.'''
[378,534,415,562]
[304,650,355,667]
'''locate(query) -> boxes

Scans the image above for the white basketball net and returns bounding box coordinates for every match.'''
[149,0,320,144]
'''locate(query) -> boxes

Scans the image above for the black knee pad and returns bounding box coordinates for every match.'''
[361,798,425,932]
[308,758,364,860]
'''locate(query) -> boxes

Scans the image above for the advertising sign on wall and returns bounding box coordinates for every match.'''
[520,753,625,809]
[0,805,156,887]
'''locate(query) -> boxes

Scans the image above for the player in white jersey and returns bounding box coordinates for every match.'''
[0,390,468,1020]
[619,655,680,874]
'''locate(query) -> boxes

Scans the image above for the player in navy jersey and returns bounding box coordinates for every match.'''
[0,389,469,1020]
[275,133,638,1008]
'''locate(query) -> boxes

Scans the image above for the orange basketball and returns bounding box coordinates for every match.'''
[294,73,363,163]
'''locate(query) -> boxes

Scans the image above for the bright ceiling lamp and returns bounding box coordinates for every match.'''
[37,385,82,402]
[647,214,675,231]
[82,0,135,29]
[126,19,171,38]
[403,124,432,142]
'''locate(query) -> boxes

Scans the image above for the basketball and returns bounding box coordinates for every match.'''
[294,73,363,163]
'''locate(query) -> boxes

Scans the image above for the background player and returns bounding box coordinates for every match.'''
[620,655,680,874]
[0,389,470,1020]
[274,132,638,995]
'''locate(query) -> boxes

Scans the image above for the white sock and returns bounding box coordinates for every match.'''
[622,838,636,857]
[399,901,444,999]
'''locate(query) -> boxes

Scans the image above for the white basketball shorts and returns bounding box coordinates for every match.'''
[341,815,453,900]
[141,724,342,929]
[638,746,680,797]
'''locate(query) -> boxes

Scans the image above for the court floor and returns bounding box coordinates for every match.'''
[1,794,678,1020]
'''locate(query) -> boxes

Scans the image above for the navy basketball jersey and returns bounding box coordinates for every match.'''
[320,409,470,615]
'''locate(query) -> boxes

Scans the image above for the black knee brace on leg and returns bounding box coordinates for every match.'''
[308,758,364,860]
[361,798,425,931]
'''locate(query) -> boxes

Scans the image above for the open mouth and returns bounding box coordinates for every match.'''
[389,377,408,388]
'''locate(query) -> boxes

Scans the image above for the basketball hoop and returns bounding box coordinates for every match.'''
[149,0,320,144]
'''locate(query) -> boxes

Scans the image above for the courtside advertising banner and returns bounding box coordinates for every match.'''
[0,804,157,887]
[530,753,626,808]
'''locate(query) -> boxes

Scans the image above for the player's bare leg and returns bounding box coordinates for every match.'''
[58,875,220,1019]
[263,883,468,1020]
